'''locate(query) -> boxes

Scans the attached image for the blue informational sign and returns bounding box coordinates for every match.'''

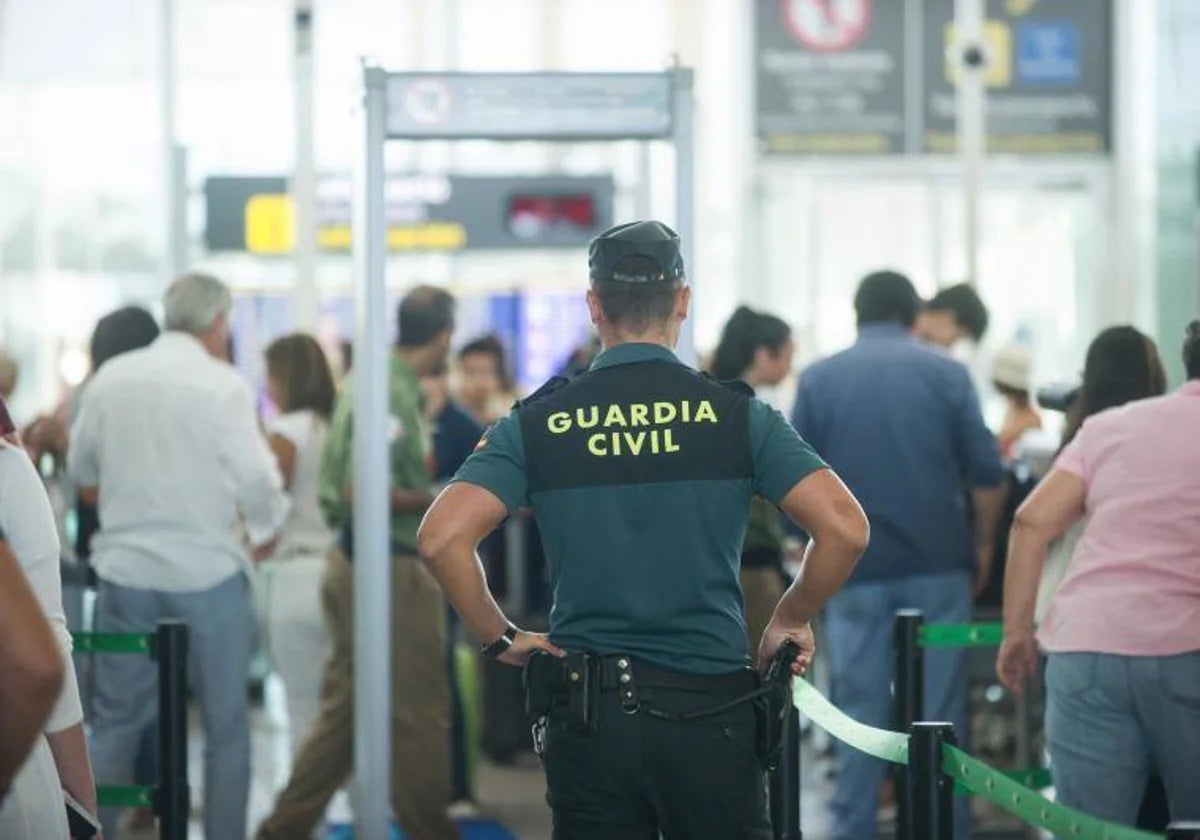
[1016,20,1080,86]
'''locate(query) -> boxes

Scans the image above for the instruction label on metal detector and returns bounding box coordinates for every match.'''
[385,73,674,140]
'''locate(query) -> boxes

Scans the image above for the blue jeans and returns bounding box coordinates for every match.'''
[824,572,972,840]
[90,573,253,840]
[1046,651,1200,828]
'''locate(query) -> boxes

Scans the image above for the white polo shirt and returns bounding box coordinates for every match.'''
[69,332,288,592]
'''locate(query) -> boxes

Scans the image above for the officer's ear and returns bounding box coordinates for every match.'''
[586,288,605,327]
[674,285,691,323]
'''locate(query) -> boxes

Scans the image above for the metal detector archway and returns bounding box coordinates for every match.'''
[350,64,695,839]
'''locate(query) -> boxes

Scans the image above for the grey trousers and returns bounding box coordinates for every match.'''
[90,573,253,840]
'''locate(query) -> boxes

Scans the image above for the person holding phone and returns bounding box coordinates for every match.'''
[0,400,100,839]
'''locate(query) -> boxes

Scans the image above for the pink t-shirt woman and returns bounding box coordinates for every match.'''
[996,375,1200,826]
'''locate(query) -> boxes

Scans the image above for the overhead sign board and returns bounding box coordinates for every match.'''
[756,0,1111,156]
[385,73,674,140]
[923,0,1111,154]
[204,174,615,254]
[756,0,908,154]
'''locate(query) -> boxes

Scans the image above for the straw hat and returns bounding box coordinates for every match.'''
[993,343,1033,392]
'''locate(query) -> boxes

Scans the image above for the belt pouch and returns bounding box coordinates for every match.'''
[564,653,598,732]
[523,652,557,718]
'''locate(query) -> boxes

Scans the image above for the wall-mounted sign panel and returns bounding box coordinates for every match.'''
[923,0,1111,154]
[755,0,1111,156]
[756,0,908,154]
[204,174,615,254]
[385,73,674,140]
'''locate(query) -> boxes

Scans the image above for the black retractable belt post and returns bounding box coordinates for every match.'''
[153,620,189,840]
[909,722,955,840]
[893,610,925,840]
[768,703,802,840]
[1168,823,1200,839]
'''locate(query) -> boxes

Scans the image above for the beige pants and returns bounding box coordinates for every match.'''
[259,550,457,840]
[741,566,786,664]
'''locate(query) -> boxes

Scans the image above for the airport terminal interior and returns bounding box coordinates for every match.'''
[1,0,1199,838]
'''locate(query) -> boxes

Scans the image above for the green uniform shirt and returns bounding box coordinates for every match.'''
[454,343,827,673]
[319,354,429,552]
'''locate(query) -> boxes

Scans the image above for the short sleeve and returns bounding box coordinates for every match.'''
[452,413,528,514]
[1054,426,1089,482]
[749,399,828,504]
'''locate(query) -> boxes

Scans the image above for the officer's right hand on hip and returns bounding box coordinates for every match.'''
[757,621,815,676]
[498,631,566,668]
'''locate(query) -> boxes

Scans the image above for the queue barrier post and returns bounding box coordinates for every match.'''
[1168,823,1200,839]
[769,703,802,840]
[151,620,189,840]
[893,609,925,840]
[910,722,956,840]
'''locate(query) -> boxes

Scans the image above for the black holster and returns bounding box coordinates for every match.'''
[523,651,600,733]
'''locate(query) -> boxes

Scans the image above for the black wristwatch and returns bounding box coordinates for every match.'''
[481,625,518,659]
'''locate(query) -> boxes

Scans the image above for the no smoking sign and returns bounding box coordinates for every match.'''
[783,0,871,52]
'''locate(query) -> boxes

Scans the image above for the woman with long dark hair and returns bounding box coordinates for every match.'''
[709,306,795,658]
[1059,326,1167,453]
[1035,326,1167,621]
[261,334,337,761]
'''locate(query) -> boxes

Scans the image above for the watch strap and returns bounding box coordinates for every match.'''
[481,625,518,659]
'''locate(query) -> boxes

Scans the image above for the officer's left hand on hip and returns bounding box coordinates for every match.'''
[498,630,566,668]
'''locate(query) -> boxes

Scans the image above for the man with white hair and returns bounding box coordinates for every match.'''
[70,272,289,839]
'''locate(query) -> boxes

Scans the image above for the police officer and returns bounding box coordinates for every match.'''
[418,220,869,838]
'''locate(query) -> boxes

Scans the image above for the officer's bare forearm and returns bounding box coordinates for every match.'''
[418,483,513,643]
[774,470,870,625]
[773,534,864,625]
[424,545,510,643]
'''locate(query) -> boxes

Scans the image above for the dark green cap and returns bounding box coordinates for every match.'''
[588,220,685,284]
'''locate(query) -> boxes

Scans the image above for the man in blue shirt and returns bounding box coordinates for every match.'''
[792,270,1004,840]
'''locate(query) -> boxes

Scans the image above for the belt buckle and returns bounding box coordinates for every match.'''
[616,656,640,715]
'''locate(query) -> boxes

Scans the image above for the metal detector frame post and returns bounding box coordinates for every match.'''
[353,64,695,839]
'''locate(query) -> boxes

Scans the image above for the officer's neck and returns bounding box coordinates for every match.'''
[598,325,678,354]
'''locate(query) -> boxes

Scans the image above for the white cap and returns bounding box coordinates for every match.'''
[993,343,1033,392]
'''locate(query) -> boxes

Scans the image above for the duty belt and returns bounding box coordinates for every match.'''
[523,643,801,770]
[526,652,765,722]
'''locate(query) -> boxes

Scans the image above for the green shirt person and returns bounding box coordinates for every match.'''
[416,220,869,838]
[319,352,430,552]
[258,286,460,840]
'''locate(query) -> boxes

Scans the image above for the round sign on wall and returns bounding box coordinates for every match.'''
[782,0,871,52]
